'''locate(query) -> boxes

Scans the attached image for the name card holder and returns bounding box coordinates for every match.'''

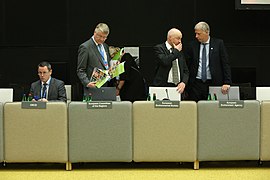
[154,100,180,108]
[219,100,244,108]
[21,101,47,109]
[87,101,112,109]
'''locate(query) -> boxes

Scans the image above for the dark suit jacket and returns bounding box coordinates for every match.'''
[77,38,111,90]
[186,37,232,86]
[30,77,67,102]
[152,43,189,87]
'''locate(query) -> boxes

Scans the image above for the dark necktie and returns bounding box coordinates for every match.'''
[201,43,207,82]
[97,44,109,69]
[42,83,47,99]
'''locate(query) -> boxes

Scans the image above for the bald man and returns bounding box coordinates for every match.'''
[152,28,189,96]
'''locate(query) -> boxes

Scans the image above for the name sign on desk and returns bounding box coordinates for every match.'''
[21,101,47,109]
[154,100,180,108]
[87,101,112,109]
[219,100,244,108]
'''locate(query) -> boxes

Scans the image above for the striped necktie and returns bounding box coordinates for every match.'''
[97,44,109,69]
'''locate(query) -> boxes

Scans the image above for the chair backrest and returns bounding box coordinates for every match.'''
[65,85,71,102]
[0,88,13,103]
[256,87,270,101]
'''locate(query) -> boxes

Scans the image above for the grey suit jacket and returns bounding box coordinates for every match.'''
[186,37,232,85]
[152,43,189,87]
[30,77,67,102]
[77,38,111,89]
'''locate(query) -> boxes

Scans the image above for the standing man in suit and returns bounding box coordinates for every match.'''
[77,23,112,95]
[186,21,232,101]
[152,28,189,96]
[30,61,67,102]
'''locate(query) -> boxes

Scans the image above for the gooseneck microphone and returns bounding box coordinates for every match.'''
[163,88,170,100]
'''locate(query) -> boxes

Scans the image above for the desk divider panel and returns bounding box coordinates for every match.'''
[4,102,68,163]
[0,103,3,162]
[260,100,270,161]
[198,100,260,161]
[68,101,132,163]
[133,101,197,162]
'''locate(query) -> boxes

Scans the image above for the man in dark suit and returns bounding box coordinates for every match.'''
[186,21,232,101]
[152,28,189,96]
[30,61,67,102]
[77,23,112,95]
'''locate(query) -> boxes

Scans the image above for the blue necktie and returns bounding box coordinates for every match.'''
[42,83,47,99]
[201,43,207,82]
[97,44,108,69]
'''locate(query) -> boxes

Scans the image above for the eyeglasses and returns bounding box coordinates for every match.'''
[38,71,50,75]
[96,33,108,40]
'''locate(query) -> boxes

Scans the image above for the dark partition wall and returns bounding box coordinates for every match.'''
[1,0,270,100]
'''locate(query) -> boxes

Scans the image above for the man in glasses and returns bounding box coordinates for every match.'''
[30,61,67,102]
[77,22,113,95]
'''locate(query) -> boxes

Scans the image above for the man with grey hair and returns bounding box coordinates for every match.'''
[152,28,189,96]
[186,21,231,101]
[77,23,112,95]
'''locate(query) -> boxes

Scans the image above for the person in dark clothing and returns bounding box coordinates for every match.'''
[116,53,147,102]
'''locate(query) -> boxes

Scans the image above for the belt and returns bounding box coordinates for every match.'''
[195,78,212,84]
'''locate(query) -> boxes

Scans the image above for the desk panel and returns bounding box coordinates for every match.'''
[4,102,68,163]
[68,101,132,162]
[198,100,260,161]
[133,101,197,162]
[260,101,270,161]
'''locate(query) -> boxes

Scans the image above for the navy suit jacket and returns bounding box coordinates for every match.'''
[152,43,189,87]
[186,37,232,86]
[30,77,67,102]
[77,38,111,91]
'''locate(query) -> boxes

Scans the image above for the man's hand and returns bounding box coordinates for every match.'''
[176,82,185,94]
[173,42,182,52]
[221,84,230,94]
[87,82,96,88]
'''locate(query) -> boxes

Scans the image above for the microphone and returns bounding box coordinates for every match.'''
[163,88,170,100]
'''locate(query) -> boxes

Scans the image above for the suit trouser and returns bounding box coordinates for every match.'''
[188,78,212,102]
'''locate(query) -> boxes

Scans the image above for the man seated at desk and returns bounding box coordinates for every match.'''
[30,61,67,102]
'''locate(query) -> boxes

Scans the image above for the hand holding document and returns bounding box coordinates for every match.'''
[90,62,125,88]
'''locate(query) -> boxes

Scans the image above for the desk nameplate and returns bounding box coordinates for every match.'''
[219,100,244,108]
[154,100,180,108]
[87,101,112,109]
[21,101,47,109]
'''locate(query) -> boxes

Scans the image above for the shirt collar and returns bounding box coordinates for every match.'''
[42,77,51,85]
[165,41,173,51]
[92,36,100,46]
[203,36,210,44]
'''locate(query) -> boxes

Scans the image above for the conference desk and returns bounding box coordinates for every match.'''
[133,101,198,169]
[4,102,68,169]
[0,103,3,162]
[0,100,269,170]
[68,101,133,170]
[198,100,260,162]
[260,100,270,161]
